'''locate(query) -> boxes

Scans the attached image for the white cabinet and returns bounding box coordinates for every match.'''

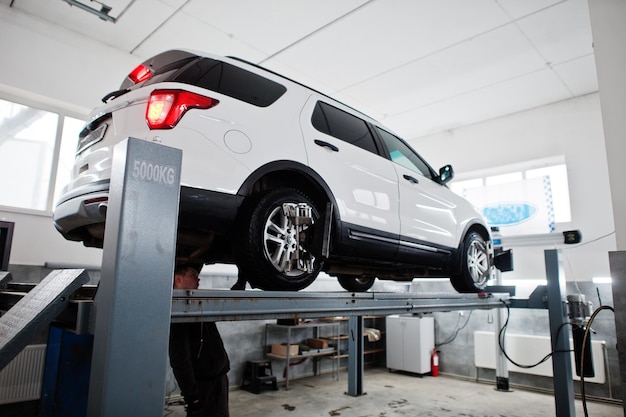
[386,315,434,374]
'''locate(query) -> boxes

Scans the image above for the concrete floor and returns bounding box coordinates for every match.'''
[163,368,622,417]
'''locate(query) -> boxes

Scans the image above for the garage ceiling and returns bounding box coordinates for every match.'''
[5,0,597,139]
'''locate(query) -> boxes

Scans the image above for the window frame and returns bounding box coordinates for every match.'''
[0,92,87,216]
[449,156,572,224]
[373,126,437,181]
[311,101,381,155]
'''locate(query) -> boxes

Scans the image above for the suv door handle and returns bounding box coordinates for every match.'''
[314,139,339,152]
[403,174,419,184]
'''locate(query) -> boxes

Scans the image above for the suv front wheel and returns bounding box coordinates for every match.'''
[450,232,490,293]
[450,231,490,293]
[238,188,321,291]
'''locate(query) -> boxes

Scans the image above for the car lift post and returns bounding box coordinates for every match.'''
[347,315,364,396]
[608,251,626,416]
[493,268,510,391]
[86,138,182,417]
[544,249,575,417]
[507,250,575,417]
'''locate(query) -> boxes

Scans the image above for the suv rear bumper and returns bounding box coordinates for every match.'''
[53,181,110,242]
[54,181,245,247]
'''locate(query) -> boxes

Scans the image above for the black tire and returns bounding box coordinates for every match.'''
[337,275,376,292]
[238,188,321,291]
[450,231,490,293]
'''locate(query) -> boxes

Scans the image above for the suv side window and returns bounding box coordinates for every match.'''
[312,102,379,154]
[376,127,433,180]
[174,58,287,107]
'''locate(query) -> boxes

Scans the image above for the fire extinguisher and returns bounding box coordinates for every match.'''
[431,349,439,377]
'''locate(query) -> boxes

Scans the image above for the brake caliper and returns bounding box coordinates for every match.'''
[282,203,314,273]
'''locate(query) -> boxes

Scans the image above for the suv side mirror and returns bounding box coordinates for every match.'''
[438,165,454,184]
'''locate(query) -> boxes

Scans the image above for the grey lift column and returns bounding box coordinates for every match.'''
[347,315,365,396]
[87,138,182,417]
[545,249,575,417]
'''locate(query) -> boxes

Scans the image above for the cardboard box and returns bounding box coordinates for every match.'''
[306,338,329,349]
[271,343,299,356]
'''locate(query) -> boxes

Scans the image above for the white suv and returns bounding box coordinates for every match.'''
[54,50,493,292]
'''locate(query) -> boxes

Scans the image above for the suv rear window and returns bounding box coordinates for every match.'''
[174,58,286,107]
[121,51,286,107]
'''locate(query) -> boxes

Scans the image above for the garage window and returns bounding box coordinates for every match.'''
[0,98,83,213]
[450,157,572,232]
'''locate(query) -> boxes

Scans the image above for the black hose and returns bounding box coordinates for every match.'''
[580,305,614,417]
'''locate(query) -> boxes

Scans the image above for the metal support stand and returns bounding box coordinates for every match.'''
[608,251,626,416]
[87,138,182,417]
[347,315,364,396]
[545,249,575,417]
[506,250,576,416]
[493,269,510,391]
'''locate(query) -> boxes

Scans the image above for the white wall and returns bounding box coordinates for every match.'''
[589,0,626,251]
[0,8,137,267]
[0,210,102,268]
[411,93,616,282]
[0,8,137,112]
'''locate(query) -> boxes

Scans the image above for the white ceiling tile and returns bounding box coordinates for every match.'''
[515,0,594,64]
[384,69,573,139]
[552,54,598,96]
[496,0,563,19]
[266,0,510,90]
[131,13,267,61]
[0,0,599,136]
[180,0,370,56]
[340,23,547,116]
[4,0,189,52]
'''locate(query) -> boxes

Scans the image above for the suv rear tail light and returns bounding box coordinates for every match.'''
[128,64,153,84]
[146,89,219,129]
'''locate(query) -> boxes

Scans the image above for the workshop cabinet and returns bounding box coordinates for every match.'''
[386,315,434,374]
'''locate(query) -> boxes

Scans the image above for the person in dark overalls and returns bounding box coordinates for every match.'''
[169,264,230,417]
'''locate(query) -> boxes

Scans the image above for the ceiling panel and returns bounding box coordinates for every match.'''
[264,0,511,91]
[552,55,598,96]
[515,0,594,64]
[384,68,573,139]
[6,0,187,52]
[496,0,563,19]
[131,12,268,61]
[180,0,369,57]
[1,0,598,140]
[339,24,548,117]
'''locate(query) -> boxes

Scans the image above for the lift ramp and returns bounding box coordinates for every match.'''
[0,269,89,371]
[171,289,509,322]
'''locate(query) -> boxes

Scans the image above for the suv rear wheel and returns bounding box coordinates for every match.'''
[337,275,376,292]
[450,231,490,293]
[238,188,321,291]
